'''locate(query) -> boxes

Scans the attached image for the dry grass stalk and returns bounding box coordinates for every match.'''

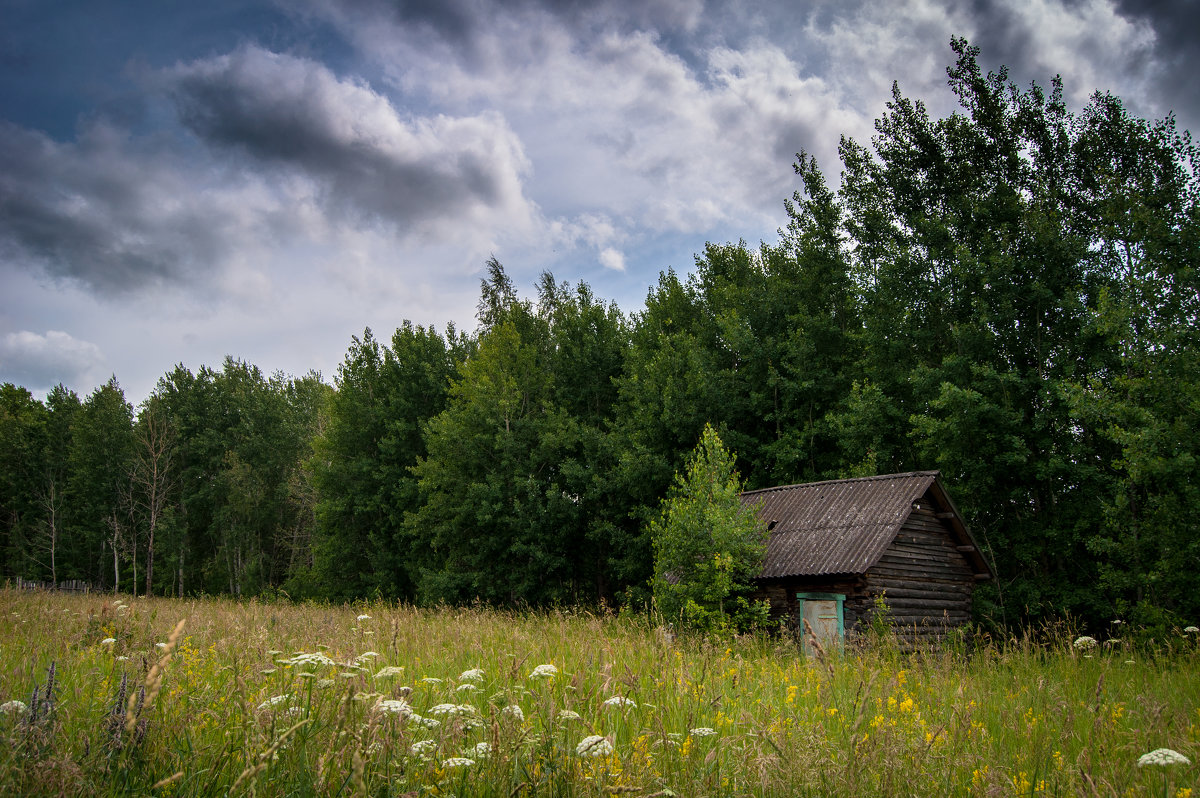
[125,618,186,734]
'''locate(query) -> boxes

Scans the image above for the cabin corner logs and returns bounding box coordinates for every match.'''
[744,471,992,648]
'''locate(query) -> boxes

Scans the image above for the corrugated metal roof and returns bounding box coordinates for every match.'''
[741,471,942,578]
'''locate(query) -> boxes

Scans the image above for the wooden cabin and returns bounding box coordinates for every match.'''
[742,471,992,647]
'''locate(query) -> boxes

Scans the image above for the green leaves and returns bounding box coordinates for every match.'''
[650,424,770,635]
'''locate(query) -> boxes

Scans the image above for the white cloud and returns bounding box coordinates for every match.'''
[598,247,626,272]
[0,330,107,394]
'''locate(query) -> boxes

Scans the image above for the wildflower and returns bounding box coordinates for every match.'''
[355,651,380,662]
[576,735,613,757]
[1138,748,1192,767]
[473,741,492,758]
[690,727,717,737]
[260,668,277,675]
[410,740,438,759]
[156,642,168,650]
[442,757,475,768]
[1072,636,1098,651]
[267,649,283,656]
[529,664,558,679]
[297,672,316,680]
[456,684,479,693]
[356,614,371,621]
[459,668,484,682]
[1,700,29,715]
[375,666,405,679]
[557,709,581,721]
[280,652,337,668]
[603,696,637,709]
[115,656,129,662]
[257,694,290,710]
[502,704,524,723]
[1184,626,1199,634]
[414,715,441,729]
[429,703,478,718]
[100,638,116,646]
[377,699,412,716]
[420,677,443,685]
[317,679,336,688]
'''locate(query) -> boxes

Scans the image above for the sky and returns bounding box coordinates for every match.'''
[1,0,1197,406]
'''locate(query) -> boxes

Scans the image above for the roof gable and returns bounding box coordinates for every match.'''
[742,471,987,579]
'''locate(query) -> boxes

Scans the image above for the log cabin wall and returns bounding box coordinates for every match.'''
[861,505,975,642]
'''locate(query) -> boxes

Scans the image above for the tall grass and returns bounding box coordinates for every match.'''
[1,588,1196,796]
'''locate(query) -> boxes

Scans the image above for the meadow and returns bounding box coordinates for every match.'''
[1,589,1197,797]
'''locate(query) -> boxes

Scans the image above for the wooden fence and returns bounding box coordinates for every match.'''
[12,578,92,594]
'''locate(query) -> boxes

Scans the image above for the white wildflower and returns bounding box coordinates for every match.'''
[156,642,168,650]
[502,704,524,723]
[603,696,637,709]
[297,672,316,680]
[456,683,479,693]
[100,637,116,646]
[459,668,485,682]
[690,727,717,737]
[529,664,558,680]
[1,700,29,715]
[260,668,277,675]
[410,740,438,759]
[356,614,371,621]
[280,652,337,668]
[557,709,581,721]
[317,679,336,688]
[257,694,290,710]
[473,742,492,758]
[420,677,443,685]
[1184,626,1199,634]
[1072,636,1097,651]
[374,666,405,679]
[1137,748,1191,767]
[413,715,441,729]
[576,735,613,757]
[267,649,283,656]
[355,651,380,662]
[442,757,475,768]
[115,656,129,662]
[377,699,412,716]
[429,703,476,717]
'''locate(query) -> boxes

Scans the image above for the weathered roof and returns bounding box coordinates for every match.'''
[742,471,990,579]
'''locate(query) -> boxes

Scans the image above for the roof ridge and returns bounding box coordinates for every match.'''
[741,470,939,496]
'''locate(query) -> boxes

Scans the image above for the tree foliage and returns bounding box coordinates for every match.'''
[651,424,770,634]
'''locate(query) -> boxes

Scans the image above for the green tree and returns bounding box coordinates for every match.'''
[650,424,769,635]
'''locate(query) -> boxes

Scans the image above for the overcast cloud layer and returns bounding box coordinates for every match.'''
[1,0,1195,404]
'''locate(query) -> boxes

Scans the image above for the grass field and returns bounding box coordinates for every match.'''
[1,588,1197,797]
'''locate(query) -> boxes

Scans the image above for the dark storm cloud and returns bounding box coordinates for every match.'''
[165,46,530,231]
[0,122,223,294]
[1113,0,1200,127]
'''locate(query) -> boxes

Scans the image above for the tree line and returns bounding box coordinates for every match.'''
[2,41,1196,629]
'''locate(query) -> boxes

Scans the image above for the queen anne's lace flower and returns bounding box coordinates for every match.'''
[100,637,116,646]
[280,652,337,668]
[459,668,485,681]
[473,741,492,758]
[356,614,371,621]
[0,700,29,715]
[1072,636,1098,651]
[502,704,524,722]
[410,740,438,759]
[355,651,379,662]
[529,664,558,679]
[603,696,637,708]
[576,735,613,757]
[420,677,443,685]
[1137,748,1191,767]
[257,694,290,710]
[1184,626,1200,634]
[374,666,405,679]
[557,709,581,721]
[376,699,412,716]
[456,683,479,693]
[690,727,717,736]
[442,757,475,768]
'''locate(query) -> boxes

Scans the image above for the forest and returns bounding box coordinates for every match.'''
[2,41,1197,631]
